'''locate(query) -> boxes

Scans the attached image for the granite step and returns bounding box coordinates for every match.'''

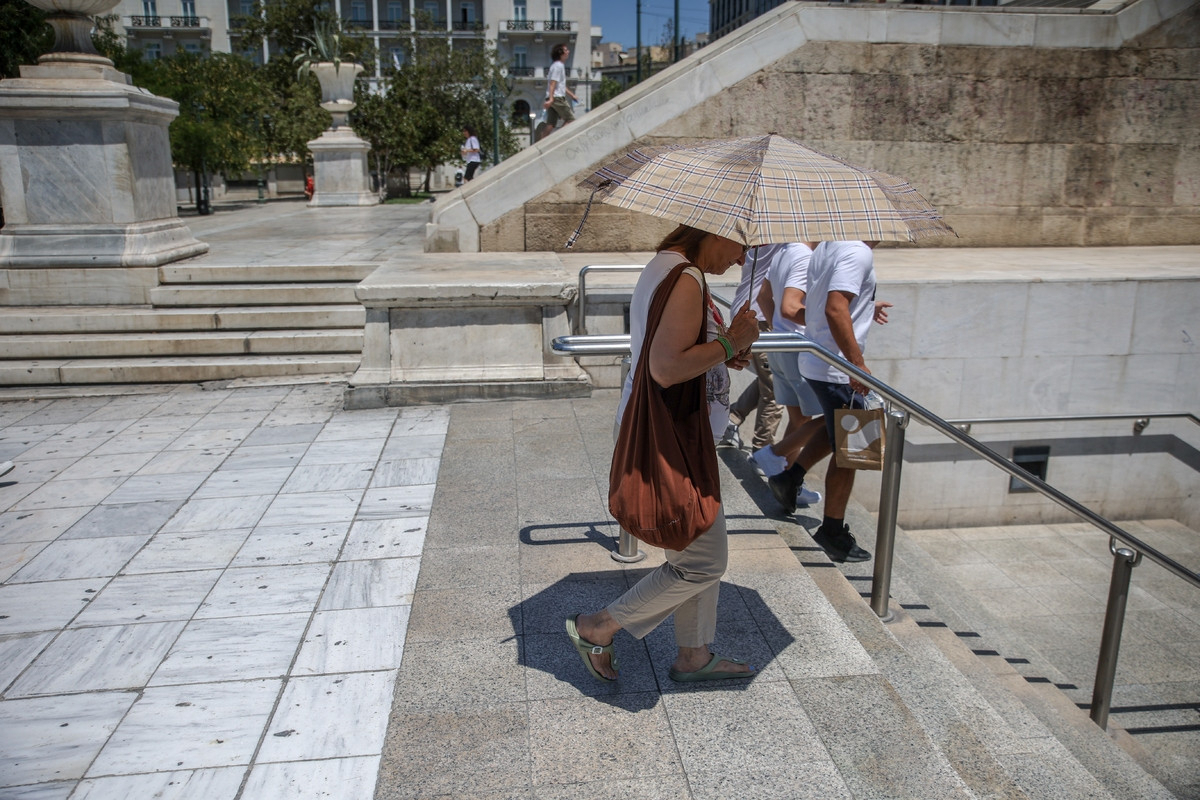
[764,489,1173,800]
[0,330,363,358]
[149,283,360,307]
[0,354,361,385]
[0,305,366,333]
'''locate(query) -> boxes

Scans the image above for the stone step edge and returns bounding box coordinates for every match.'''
[778,495,1168,799]
[0,330,364,359]
[0,305,366,334]
[884,528,1176,799]
[0,355,361,386]
[158,264,377,284]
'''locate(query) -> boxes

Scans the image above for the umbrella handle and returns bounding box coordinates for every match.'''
[565,180,612,249]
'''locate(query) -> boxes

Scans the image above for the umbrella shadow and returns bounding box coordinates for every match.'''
[510,558,796,709]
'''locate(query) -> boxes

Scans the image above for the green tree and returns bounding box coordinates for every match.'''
[352,33,517,196]
[592,77,624,107]
[140,52,270,203]
[0,0,51,79]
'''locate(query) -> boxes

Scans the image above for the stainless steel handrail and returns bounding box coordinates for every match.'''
[553,331,1199,587]
[551,329,1199,728]
[947,413,1200,436]
[576,265,642,335]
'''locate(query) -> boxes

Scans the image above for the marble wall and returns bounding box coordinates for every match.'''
[452,1,1200,252]
[582,273,1199,529]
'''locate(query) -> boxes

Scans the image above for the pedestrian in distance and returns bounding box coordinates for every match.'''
[539,43,577,141]
[567,224,761,684]
[460,126,481,181]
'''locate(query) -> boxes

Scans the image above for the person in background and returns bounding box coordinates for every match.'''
[795,240,891,563]
[751,242,826,515]
[461,126,481,182]
[718,246,782,452]
[539,43,578,140]
[566,225,760,684]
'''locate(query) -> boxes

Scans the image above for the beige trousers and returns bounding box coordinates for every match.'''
[606,510,728,648]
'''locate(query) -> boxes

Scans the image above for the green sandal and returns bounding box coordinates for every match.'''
[668,653,756,682]
[565,614,618,683]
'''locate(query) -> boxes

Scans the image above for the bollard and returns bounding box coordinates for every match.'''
[611,528,646,563]
[870,407,909,621]
[1090,539,1142,728]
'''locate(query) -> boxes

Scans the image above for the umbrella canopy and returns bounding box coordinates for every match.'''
[571,134,954,246]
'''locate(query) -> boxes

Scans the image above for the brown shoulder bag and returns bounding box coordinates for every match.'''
[608,262,722,551]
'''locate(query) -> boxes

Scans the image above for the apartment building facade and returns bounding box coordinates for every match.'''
[107,0,598,127]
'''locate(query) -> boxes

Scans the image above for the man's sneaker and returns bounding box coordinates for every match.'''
[813,523,871,563]
[796,484,821,507]
[717,423,742,449]
[751,445,787,477]
[767,471,797,515]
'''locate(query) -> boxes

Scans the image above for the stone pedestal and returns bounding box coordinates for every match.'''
[307,128,378,208]
[345,253,590,407]
[0,60,208,284]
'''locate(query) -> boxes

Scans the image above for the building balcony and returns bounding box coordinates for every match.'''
[451,20,483,33]
[127,14,209,29]
[378,18,410,30]
[503,19,576,34]
[414,17,446,30]
[344,18,372,29]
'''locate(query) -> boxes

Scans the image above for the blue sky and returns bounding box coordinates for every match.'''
[592,0,710,50]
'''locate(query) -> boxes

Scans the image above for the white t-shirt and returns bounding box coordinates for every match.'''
[796,241,877,384]
[617,251,731,439]
[731,246,773,323]
[547,60,567,98]
[765,242,813,335]
[462,136,481,164]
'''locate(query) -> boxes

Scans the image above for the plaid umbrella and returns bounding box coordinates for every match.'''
[567,134,954,247]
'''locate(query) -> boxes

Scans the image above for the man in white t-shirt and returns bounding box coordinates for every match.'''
[796,240,890,563]
[540,43,578,140]
[749,242,827,514]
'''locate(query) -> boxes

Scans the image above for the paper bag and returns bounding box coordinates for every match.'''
[834,406,886,470]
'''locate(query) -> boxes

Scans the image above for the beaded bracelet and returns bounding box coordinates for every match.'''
[716,335,735,360]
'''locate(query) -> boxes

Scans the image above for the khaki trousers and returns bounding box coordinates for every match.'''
[606,510,728,648]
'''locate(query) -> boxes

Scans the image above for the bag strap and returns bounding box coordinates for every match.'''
[638,261,708,368]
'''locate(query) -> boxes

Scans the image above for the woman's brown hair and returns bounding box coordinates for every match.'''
[656,224,709,263]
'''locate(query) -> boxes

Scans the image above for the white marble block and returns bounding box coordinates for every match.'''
[307,129,379,208]
[0,62,208,274]
[346,254,590,407]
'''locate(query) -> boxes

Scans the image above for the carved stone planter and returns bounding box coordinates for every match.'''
[304,61,377,207]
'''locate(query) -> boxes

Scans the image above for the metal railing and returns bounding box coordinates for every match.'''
[947,412,1200,435]
[550,327,1200,729]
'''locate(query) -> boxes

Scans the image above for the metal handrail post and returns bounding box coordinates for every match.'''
[1090,540,1143,729]
[612,528,646,563]
[871,407,909,621]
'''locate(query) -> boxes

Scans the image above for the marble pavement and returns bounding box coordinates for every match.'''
[0,383,446,798]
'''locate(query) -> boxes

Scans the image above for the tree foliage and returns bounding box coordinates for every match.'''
[352,35,518,195]
[0,0,52,79]
[142,52,270,179]
[593,77,625,108]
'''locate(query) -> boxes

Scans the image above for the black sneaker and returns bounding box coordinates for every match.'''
[813,523,871,563]
[767,471,797,515]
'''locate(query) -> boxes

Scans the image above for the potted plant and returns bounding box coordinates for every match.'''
[294,19,362,128]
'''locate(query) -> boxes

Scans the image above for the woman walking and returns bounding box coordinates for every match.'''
[566,224,761,683]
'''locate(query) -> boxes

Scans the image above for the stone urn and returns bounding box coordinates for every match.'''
[23,0,120,63]
[310,62,363,130]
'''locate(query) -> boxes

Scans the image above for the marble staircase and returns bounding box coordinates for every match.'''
[0,263,370,385]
